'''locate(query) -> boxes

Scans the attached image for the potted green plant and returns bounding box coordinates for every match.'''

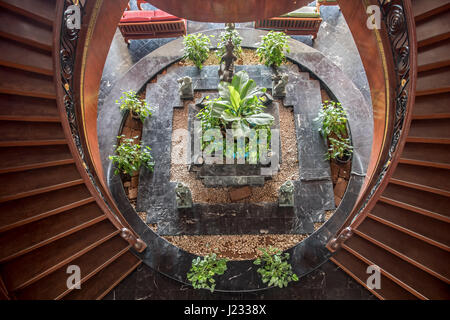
[182,33,213,69]
[109,135,154,176]
[314,100,353,163]
[197,70,274,162]
[187,253,228,293]
[253,246,299,288]
[116,90,151,122]
[256,31,291,69]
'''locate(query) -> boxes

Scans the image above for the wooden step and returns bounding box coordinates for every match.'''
[416,9,450,47]
[0,164,83,202]
[0,202,106,263]
[416,66,450,95]
[370,202,450,249]
[381,184,450,222]
[400,142,450,169]
[0,121,65,145]
[418,39,450,73]
[330,250,417,300]
[0,66,55,99]
[0,94,59,122]
[412,92,450,120]
[344,235,450,299]
[0,37,52,76]
[0,145,74,174]
[407,118,450,143]
[14,236,130,300]
[0,184,94,233]
[0,0,56,26]
[412,0,450,22]
[63,251,141,300]
[390,163,450,197]
[1,221,119,292]
[0,9,52,52]
[356,218,450,282]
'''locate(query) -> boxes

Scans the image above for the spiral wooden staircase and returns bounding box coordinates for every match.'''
[0,0,448,299]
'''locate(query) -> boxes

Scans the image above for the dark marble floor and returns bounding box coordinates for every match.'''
[98,1,374,299]
[104,260,376,300]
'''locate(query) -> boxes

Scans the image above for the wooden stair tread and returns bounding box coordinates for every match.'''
[0,121,65,143]
[370,202,450,249]
[0,94,59,119]
[418,39,450,72]
[0,164,82,202]
[0,66,55,99]
[381,184,450,221]
[357,219,450,282]
[14,236,130,300]
[391,163,450,196]
[0,184,93,233]
[415,9,450,47]
[0,0,56,26]
[413,92,450,119]
[0,202,106,263]
[412,0,450,22]
[0,37,52,75]
[63,251,141,300]
[330,250,417,300]
[0,9,52,51]
[1,221,118,291]
[416,66,450,94]
[344,235,450,299]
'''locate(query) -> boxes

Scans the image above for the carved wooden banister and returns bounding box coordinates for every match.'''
[54,0,146,252]
[328,0,417,251]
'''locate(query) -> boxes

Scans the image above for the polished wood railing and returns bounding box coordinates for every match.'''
[54,0,146,252]
[328,0,417,250]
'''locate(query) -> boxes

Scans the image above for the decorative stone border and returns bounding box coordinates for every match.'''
[99,28,372,292]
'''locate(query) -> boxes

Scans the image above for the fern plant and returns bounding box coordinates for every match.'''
[116,90,151,122]
[256,31,291,68]
[182,33,213,69]
[216,25,243,58]
[187,253,228,293]
[254,247,298,288]
[109,136,154,175]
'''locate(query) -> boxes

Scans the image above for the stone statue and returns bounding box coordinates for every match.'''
[218,38,237,83]
[279,180,294,207]
[177,76,193,99]
[175,182,192,209]
[272,73,289,97]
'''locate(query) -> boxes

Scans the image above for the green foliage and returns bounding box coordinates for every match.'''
[109,136,154,175]
[254,247,299,288]
[314,100,353,161]
[182,33,213,69]
[216,25,243,58]
[116,90,151,122]
[326,137,354,161]
[197,71,274,161]
[187,253,228,292]
[256,31,291,68]
[315,101,348,139]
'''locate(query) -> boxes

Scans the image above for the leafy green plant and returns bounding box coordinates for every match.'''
[256,31,291,68]
[182,33,213,69]
[314,100,353,161]
[315,101,348,139]
[109,136,154,175]
[187,253,228,292]
[254,247,298,288]
[216,25,243,58]
[116,90,151,122]
[327,137,354,161]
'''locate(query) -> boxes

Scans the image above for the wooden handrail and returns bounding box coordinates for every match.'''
[53,0,146,253]
[328,0,417,251]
